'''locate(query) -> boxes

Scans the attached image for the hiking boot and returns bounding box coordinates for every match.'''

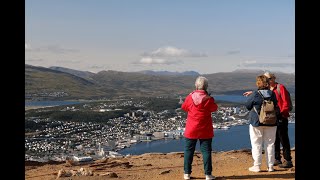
[248,166,261,172]
[205,174,216,180]
[273,159,282,166]
[279,160,293,168]
[183,174,190,180]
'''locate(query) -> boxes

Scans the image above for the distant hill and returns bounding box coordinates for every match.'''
[49,66,96,82]
[25,64,295,100]
[25,64,106,100]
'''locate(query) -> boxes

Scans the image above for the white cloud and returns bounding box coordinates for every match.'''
[242,62,295,68]
[237,60,295,73]
[240,56,294,67]
[133,57,180,65]
[143,46,207,57]
[139,57,168,64]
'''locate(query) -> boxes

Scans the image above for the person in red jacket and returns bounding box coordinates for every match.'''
[264,72,293,168]
[181,76,218,180]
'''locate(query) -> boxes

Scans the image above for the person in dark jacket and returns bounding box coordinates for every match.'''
[264,71,293,168]
[181,76,218,180]
[245,75,280,172]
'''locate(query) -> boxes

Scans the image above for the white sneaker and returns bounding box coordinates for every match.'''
[205,174,216,180]
[268,166,275,172]
[184,174,190,180]
[248,166,261,172]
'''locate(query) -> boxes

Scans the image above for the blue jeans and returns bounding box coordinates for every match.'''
[184,137,212,175]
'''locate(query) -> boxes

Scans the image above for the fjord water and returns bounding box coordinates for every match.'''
[119,124,295,155]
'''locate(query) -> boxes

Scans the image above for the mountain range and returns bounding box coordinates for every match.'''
[25,64,295,101]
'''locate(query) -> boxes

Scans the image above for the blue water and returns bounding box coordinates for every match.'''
[214,95,248,103]
[118,124,295,155]
[25,101,82,107]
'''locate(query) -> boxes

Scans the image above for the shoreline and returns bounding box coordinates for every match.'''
[23,148,252,163]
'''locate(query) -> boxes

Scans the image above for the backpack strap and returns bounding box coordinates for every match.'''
[276,83,281,97]
[257,90,265,99]
[253,106,259,115]
[253,90,264,115]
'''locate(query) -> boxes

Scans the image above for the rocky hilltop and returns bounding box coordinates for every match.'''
[25,149,295,180]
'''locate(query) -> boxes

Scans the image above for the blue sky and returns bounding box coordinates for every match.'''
[25,0,295,74]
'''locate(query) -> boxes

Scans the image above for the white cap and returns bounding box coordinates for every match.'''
[263,71,275,79]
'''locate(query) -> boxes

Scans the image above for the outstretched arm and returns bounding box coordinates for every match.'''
[243,91,253,97]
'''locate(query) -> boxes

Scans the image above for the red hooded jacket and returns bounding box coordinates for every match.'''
[181,90,218,139]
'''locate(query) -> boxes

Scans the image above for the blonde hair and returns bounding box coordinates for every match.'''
[256,75,269,90]
[195,76,208,90]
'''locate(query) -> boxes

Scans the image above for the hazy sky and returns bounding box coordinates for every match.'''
[25,0,295,74]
